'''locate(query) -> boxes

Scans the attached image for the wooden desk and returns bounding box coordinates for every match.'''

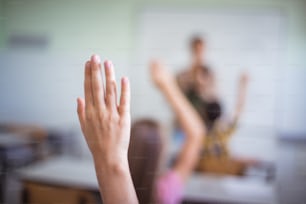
[17,157,98,190]
[17,157,99,204]
[17,157,276,204]
[184,173,276,204]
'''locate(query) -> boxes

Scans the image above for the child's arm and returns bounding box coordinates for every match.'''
[150,61,206,182]
[232,72,249,123]
[77,55,138,204]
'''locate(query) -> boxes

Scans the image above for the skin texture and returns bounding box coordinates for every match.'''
[150,60,206,181]
[77,55,138,204]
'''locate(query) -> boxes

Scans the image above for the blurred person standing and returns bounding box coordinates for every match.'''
[177,36,221,129]
[176,36,254,175]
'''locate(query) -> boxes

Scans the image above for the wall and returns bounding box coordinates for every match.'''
[0,0,4,47]
[0,0,305,134]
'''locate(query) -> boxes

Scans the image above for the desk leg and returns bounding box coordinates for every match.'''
[21,185,29,204]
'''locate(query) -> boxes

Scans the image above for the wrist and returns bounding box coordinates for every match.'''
[93,154,130,176]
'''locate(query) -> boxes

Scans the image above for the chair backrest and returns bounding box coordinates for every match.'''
[128,119,162,204]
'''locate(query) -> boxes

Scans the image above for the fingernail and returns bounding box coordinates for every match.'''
[104,60,112,69]
[92,54,100,63]
[122,77,128,84]
[108,60,113,68]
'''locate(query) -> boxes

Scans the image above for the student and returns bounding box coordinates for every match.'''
[176,36,253,175]
[196,70,252,175]
[149,60,206,204]
[77,55,206,204]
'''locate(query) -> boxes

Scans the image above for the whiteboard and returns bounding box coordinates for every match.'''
[133,8,286,131]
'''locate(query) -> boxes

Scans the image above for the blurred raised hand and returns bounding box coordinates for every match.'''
[150,60,175,88]
[233,71,250,122]
[239,72,249,88]
[149,59,205,181]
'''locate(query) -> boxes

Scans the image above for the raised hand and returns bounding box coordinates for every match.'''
[233,71,250,122]
[150,60,175,89]
[149,59,205,181]
[239,72,249,87]
[77,54,131,164]
[77,55,137,204]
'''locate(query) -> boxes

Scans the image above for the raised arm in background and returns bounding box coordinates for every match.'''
[77,55,138,204]
[150,61,206,182]
[232,72,249,123]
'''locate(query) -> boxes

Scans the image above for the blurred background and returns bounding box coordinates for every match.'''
[0,0,305,204]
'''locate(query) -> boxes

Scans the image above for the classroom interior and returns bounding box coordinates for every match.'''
[0,0,306,203]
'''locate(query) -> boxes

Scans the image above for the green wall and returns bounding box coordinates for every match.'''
[0,0,5,48]
[0,0,305,66]
[0,0,305,132]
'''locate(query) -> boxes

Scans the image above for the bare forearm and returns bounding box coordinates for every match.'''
[233,79,248,121]
[160,80,205,139]
[94,158,138,204]
[150,61,205,180]
[159,79,205,180]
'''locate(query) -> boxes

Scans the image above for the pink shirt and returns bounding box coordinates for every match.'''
[156,171,184,204]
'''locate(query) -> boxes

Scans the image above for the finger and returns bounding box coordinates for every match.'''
[77,97,86,132]
[104,60,118,111]
[90,54,105,110]
[119,77,130,115]
[84,60,94,111]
